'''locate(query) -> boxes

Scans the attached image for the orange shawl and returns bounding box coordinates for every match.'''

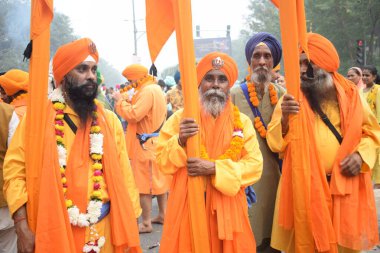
[279,40,378,252]
[35,103,141,253]
[160,102,255,253]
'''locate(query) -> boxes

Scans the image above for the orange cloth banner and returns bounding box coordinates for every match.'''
[25,0,53,232]
[146,0,210,252]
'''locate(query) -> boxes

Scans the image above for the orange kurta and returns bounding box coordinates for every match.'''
[156,105,263,253]
[116,82,170,194]
[3,105,141,253]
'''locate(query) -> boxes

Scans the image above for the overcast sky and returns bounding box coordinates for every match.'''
[54,0,251,73]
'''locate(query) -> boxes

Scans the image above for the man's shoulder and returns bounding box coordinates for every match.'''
[0,102,14,113]
[271,82,286,95]
[103,108,121,124]
[230,83,244,95]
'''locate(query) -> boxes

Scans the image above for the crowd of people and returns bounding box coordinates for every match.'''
[0,31,379,253]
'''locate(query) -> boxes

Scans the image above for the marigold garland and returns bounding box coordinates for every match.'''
[245,75,279,138]
[120,83,137,94]
[200,106,244,162]
[51,88,106,252]
[245,75,278,106]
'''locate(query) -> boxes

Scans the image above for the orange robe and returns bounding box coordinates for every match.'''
[267,95,380,253]
[3,105,141,253]
[156,103,263,253]
[116,82,170,194]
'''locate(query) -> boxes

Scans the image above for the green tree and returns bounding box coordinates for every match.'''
[0,0,30,71]
[244,0,380,73]
[0,0,123,86]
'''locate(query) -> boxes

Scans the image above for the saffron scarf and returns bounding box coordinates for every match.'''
[279,72,378,251]
[160,102,255,253]
[35,103,141,253]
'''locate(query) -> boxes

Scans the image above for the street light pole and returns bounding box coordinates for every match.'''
[132,0,137,55]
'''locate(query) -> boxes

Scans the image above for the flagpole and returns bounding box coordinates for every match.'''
[172,0,211,251]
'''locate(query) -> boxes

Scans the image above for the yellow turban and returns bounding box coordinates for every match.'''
[0,69,29,96]
[273,64,281,72]
[122,64,148,81]
[53,38,99,86]
[196,52,238,87]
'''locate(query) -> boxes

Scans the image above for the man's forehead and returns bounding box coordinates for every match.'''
[76,61,97,68]
[252,44,271,54]
[205,69,226,77]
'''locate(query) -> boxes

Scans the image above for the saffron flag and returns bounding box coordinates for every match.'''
[270,1,336,252]
[26,0,53,232]
[146,0,210,252]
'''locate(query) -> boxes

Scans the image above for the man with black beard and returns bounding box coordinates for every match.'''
[62,69,99,125]
[3,38,142,253]
[156,52,263,252]
[231,32,284,253]
[267,33,380,253]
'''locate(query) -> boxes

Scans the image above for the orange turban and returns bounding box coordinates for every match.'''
[0,69,29,96]
[196,52,238,87]
[122,64,148,81]
[304,33,340,72]
[53,38,99,85]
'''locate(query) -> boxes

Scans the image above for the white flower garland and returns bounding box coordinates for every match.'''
[51,87,105,252]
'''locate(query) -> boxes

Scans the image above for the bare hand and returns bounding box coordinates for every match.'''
[340,152,362,177]
[15,219,35,253]
[187,158,215,177]
[179,118,199,147]
[281,94,300,135]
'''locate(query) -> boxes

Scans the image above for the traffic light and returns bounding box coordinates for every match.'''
[356,39,364,65]
[196,25,200,37]
[226,25,231,37]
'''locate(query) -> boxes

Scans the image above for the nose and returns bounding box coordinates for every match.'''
[211,79,221,89]
[258,56,266,66]
[87,70,97,82]
[300,63,308,75]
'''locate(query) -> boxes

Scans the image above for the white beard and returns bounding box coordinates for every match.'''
[200,88,229,118]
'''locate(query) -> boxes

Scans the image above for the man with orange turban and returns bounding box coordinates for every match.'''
[114,64,169,233]
[0,69,29,119]
[3,38,142,253]
[267,33,380,253]
[231,32,285,253]
[156,52,263,253]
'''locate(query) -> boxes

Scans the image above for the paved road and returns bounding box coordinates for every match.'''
[139,199,163,253]
[138,198,380,253]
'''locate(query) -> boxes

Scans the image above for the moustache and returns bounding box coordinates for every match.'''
[203,89,227,99]
[253,66,269,73]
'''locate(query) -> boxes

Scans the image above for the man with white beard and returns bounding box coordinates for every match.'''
[156,52,263,253]
[231,32,284,253]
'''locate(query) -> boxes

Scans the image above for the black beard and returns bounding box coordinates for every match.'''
[63,76,98,125]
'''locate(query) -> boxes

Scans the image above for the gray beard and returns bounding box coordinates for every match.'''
[301,68,336,112]
[251,67,272,84]
[200,88,229,118]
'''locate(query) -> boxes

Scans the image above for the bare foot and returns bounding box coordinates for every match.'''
[138,222,153,234]
[151,216,164,225]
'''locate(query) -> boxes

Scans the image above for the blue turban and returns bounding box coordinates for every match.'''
[174,70,180,84]
[245,32,282,67]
